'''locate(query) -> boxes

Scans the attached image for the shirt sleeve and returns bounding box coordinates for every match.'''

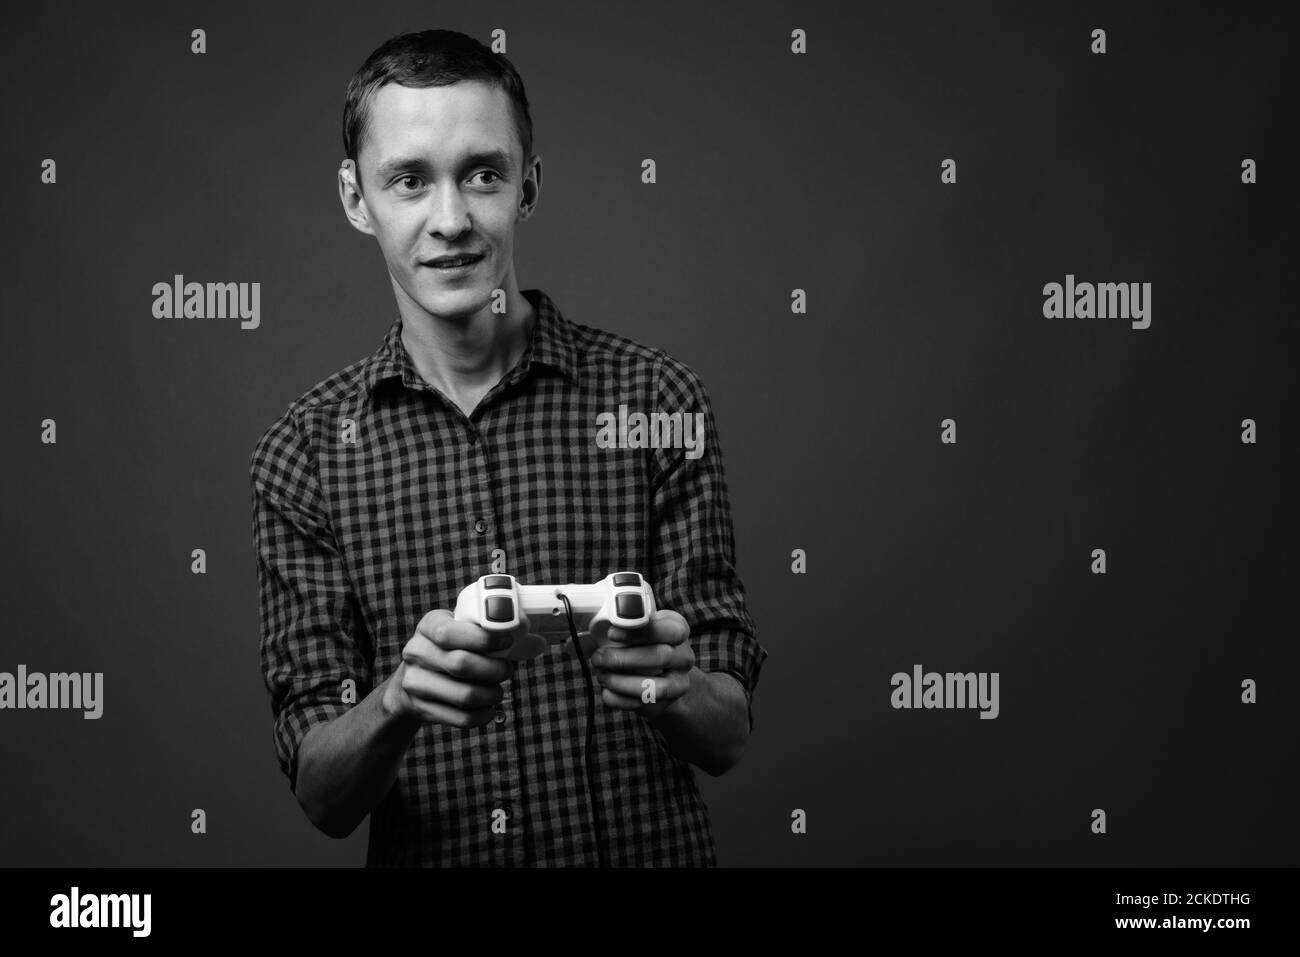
[647,353,768,730]
[250,406,371,793]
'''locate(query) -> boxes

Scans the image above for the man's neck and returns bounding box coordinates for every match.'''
[398,290,535,417]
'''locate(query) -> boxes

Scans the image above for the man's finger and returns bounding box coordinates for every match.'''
[599,687,646,711]
[402,643,514,683]
[417,609,517,654]
[402,667,506,711]
[598,687,678,715]
[607,609,689,647]
[596,670,690,702]
[407,697,499,729]
[592,642,693,675]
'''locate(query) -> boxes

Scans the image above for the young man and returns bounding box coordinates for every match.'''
[250,29,766,866]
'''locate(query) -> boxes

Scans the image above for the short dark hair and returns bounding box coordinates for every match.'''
[342,29,534,175]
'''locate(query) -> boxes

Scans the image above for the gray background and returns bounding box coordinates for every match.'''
[1,0,1295,866]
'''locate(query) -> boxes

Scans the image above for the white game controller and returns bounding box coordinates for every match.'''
[452,571,657,661]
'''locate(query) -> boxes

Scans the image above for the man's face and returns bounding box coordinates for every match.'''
[342,79,537,321]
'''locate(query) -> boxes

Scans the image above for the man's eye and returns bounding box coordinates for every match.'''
[473,170,501,186]
[396,175,423,191]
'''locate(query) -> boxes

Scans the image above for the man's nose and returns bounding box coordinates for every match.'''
[428,184,471,237]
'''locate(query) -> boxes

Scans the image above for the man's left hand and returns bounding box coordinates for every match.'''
[588,610,695,718]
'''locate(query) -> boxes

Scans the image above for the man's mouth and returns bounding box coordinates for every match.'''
[425,252,485,270]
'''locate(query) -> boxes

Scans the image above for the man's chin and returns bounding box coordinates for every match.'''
[416,284,485,321]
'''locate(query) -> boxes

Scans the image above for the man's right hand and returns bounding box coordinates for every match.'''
[381,609,523,728]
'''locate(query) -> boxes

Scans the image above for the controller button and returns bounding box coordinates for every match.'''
[615,594,644,620]
[612,573,641,587]
[485,596,514,623]
[484,575,512,590]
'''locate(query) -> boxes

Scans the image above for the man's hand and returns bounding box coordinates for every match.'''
[588,609,695,718]
[381,609,525,729]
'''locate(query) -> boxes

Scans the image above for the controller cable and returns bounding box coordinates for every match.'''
[557,591,610,868]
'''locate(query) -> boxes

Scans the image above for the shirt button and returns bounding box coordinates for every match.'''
[494,709,507,725]
[474,518,487,534]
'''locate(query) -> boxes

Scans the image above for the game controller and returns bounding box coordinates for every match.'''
[452,572,657,661]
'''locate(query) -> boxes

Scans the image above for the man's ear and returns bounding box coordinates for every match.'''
[516,154,542,223]
[338,159,375,236]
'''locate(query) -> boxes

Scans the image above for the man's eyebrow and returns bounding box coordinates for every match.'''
[373,149,514,181]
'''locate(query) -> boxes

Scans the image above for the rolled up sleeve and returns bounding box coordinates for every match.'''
[648,353,768,730]
[250,406,370,793]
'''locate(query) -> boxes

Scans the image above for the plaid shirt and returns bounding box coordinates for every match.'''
[250,288,766,866]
